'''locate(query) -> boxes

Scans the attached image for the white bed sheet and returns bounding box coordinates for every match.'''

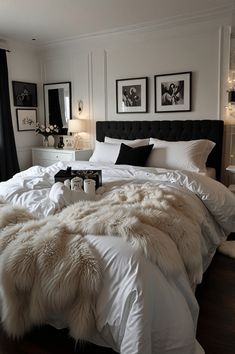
[0,161,233,234]
[49,234,202,354]
[0,161,234,354]
[83,236,202,354]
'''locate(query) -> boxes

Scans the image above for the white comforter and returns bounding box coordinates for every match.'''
[0,161,234,354]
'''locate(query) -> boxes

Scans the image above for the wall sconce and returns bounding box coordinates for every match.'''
[78,100,83,114]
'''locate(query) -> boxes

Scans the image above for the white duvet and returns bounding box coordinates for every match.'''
[0,161,234,354]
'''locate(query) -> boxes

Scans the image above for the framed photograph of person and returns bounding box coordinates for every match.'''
[12,81,37,107]
[116,77,148,113]
[16,109,37,131]
[154,72,192,113]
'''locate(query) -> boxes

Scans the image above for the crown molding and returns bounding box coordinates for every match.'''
[42,3,233,49]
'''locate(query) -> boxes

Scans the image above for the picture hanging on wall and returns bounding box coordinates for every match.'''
[116,77,148,113]
[12,81,37,107]
[16,109,37,131]
[154,72,192,113]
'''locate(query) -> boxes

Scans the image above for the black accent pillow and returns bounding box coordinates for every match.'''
[115,143,154,166]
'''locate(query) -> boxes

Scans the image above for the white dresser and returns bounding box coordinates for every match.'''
[32,147,92,167]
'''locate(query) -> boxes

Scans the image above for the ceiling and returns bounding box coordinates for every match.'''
[0,0,234,46]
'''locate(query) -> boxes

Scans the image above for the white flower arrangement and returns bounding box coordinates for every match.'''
[35,123,59,137]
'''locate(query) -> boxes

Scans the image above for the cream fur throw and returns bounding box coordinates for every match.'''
[0,182,203,339]
[218,240,235,258]
[0,202,101,340]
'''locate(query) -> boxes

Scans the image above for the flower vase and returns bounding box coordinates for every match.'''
[43,136,49,148]
[48,135,55,147]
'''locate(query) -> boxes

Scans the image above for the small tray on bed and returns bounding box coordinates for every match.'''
[54,167,102,189]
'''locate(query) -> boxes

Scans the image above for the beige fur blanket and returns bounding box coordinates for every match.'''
[0,182,203,339]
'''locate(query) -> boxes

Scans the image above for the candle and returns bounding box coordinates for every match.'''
[71,177,83,191]
[83,179,96,198]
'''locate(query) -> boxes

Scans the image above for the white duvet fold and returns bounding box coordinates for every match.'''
[49,182,93,208]
[0,185,202,354]
[0,161,234,235]
[1,161,230,354]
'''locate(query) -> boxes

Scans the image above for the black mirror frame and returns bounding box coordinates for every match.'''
[43,81,72,135]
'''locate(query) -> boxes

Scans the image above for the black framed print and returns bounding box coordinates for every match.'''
[116,77,148,113]
[154,72,192,113]
[16,109,37,131]
[12,81,37,107]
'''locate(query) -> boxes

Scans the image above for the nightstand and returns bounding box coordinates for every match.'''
[226,165,235,194]
[32,147,92,167]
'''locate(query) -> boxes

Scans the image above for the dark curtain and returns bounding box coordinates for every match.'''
[0,49,19,181]
[48,89,63,127]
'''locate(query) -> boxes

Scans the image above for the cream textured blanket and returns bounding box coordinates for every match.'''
[0,182,203,339]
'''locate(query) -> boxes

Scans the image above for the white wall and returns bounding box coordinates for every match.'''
[4,40,42,170]
[39,16,232,184]
[4,13,233,174]
[40,18,231,131]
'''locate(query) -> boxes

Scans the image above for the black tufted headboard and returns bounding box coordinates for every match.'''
[96,120,224,180]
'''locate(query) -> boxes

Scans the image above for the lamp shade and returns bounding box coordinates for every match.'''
[68,119,81,133]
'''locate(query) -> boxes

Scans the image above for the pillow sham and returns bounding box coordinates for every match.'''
[146,138,215,172]
[89,141,120,163]
[115,143,154,166]
[104,137,150,147]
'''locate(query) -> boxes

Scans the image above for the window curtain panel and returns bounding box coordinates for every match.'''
[0,49,19,181]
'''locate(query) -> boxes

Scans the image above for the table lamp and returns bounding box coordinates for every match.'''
[68,119,83,149]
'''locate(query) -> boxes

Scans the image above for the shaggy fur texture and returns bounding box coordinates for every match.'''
[0,205,101,340]
[218,240,235,258]
[59,183,204,285]
[0,182,204,339]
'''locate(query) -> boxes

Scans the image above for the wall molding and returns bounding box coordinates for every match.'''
[217,27,222,120]
[104,50,108,121]
[88,52,95,142]
[42,4,233,49]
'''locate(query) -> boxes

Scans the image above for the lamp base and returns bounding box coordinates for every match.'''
[73,134,81,150]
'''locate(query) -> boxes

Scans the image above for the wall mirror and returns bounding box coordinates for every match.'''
[44,82,72,134]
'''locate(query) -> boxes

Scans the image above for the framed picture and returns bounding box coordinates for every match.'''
[116,77,148,113]
[12,81,37,107]
[16,109,37,131]
[154,72,192,113]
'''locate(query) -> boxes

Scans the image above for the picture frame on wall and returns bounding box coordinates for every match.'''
[16,109,37,131]
[116,77,148,113]
[12,81,37,107]
[154,72,192,113]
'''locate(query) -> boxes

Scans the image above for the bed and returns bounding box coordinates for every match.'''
[0,119,234,354]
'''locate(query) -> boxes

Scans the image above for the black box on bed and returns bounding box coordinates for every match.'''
[54,168,102,189]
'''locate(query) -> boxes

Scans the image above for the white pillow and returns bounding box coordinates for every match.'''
[104,137,150,147]
[89,141,120,163]
[146,138,215,172]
